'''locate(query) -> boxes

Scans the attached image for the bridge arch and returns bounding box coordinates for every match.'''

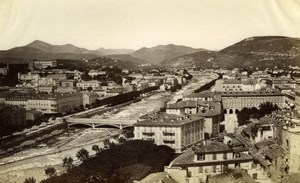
[94,124,134,129]
[94,124,121,129]
[68,123,94,128]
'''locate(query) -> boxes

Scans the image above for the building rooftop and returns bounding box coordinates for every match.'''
[195,101,222,117]
[167,100,197,109]
[171,142,252,167]
[137,172,177,183]
[264,144,287,160]
[184,91,222,101]
[218,91,284,97]
[194,140,231,154]
[135,112,203,127]
[208,169,256,183]
[0,91,81,100]
[222,79,243,84]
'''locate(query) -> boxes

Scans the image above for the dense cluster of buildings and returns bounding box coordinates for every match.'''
[1,60,300,182]
[135,68,300,183]
[0,62,191,132]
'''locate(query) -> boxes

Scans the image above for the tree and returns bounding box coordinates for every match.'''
[62,157,74,172]
[79,104,85,111]
[87,87,93,91]
[85,104,91,109]
[123,128,134,139]
[237,107,259,126]
[103,139,110,149]
[117,136,127,144]
[45,166,56,177]
[24,177,36,183]
[259,102,279,116]
[76,148,89,161]
[92,145,102,154]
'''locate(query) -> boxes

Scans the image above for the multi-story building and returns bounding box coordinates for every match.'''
[47,73,67,81]
[281,122,300,173]
[61,80,76,88]
[219,91,285,114]
[134,113,204,153]
[18,72,40,82]
[215,79,261,92]
[165,140,253,183]
[0,92,82,114]
[182,92,222,102]
[88,70,107,77]
[222,72,237,79]
[37,85,56,93]
[0,104,26,126]
[76,80,101,90]
[215,79,243,91]
[36,77,57,86]
[250,72,271,80]
[55,87,78,93]
[241,117,282,144]
[219,91,285,133]
[105,88,123,97]
[166,100,222,137]
[82,93,98,107]
[33,60,57,69]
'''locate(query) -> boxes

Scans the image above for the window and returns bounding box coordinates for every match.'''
[213,154,217,160]
[223,153,227,160]
[199,178,204,183]
[198,166,203,173]
[286,139,289,150]
[212,165,216,172]
[197,154,205,161]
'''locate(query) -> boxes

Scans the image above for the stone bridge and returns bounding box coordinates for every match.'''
[65,117,137,129]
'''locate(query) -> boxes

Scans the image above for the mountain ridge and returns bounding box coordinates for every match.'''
[162,36,300,69]
[131,44,204,65]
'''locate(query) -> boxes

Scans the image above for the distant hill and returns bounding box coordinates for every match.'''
[88,57,140,69]
[96,48,134,55]
[131,44,203,65]
[27,40,134,55]
[26,40,91,54]
[0,41,140,67]
[162,36,300,69]
[105,54,146,65]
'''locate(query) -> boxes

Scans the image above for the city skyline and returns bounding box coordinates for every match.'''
[1,0,300,51]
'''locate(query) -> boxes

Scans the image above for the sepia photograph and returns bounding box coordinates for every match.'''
[0,0,300,182]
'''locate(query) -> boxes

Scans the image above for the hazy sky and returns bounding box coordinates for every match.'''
[0,0,300,50]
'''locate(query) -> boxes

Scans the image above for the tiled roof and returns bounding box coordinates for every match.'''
[264,145,287,160]
[194,141,231,154]
[135,112,203,127]
[196,101,222,117]
[138,172,177,183]
[218,91,284,97]
[167,100,197,109]
[184,91,222,101]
